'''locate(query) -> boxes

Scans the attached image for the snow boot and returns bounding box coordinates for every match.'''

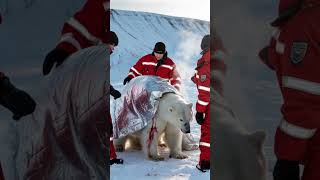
[110,158,124,165]
[196,160,210,172]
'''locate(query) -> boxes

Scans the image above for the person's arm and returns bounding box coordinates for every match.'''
[195,67,210,113]
[128,56,145,79]
[170,66,182,91]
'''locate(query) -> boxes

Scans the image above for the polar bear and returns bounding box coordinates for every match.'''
[114,92,193,161]
[212,90,267,180]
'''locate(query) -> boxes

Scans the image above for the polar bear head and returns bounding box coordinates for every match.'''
[159,93,193,134]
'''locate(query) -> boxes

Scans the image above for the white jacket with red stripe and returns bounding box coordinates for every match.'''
[128,54,182,91]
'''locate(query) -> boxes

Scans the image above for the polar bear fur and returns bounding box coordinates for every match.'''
[114,92,193,161]
[212,90,267,180]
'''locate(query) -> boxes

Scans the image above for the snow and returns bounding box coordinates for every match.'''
[110,10,209,180]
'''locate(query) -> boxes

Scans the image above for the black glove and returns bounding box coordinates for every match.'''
[195,112,205,125]
[0,76,36,120]
[110,158,124,165]
[273,159,300,180]
[110,86,121,99]
[123,76,132,85]
[43,48,70,75]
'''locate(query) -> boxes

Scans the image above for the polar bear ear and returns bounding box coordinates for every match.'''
[248,131,266,149]
[187,103,193,109]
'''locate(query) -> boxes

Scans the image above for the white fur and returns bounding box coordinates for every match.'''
[114,93,193,161]
[212,90,267,180]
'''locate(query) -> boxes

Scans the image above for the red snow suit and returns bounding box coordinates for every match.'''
[259,1,320,179]
[109,114,117,160]
[127,54,182,91]
[192,50,210,163]
[56,0,110,54]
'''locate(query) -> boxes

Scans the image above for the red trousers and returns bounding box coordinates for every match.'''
[109,114,117,160]
[199,107,210,164]
[275,129,320,180]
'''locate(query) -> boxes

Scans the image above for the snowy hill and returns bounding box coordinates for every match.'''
[110,9,210,180]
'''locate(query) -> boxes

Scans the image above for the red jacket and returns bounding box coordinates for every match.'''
[128,54,182,91]
[259,3,320,138]
[56,0,110,54]
[212,33,227,96]
[192,50,210,113]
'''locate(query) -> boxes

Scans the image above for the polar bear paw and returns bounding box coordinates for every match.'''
[170,153,188,159]
[150,154,165,161]
[115,145,124,152]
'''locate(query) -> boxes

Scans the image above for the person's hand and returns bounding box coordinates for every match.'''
[110,86,121,99]
[195,112,205,125]
[0,76,36,120]
[123,76,132,85]
[43,48,70,75]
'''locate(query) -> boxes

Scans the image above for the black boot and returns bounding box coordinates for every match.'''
[0,74,36,120]
[196,160,210,172]
[273,159,300,180]
[110,158,124,165]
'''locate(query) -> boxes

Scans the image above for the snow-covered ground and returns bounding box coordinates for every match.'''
[110,10,210,179]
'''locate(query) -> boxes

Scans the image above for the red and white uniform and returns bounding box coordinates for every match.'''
[109,114,117,160]
[259,1,320,179]
[56,0,110,54]
[127,54,182,91]
[192,50,210,163]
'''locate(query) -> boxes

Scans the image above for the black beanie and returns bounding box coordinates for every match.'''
[201,34,210,51]
[153,42,166,54]
[109,31,119,46]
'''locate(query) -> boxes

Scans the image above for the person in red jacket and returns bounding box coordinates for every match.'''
[123,42,182,91]
[192,35,210,172]
[259,0,320,179]
[109,32,123,165]
[42,0,110,75]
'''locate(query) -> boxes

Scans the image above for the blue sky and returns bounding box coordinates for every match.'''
[111,0,210,21]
